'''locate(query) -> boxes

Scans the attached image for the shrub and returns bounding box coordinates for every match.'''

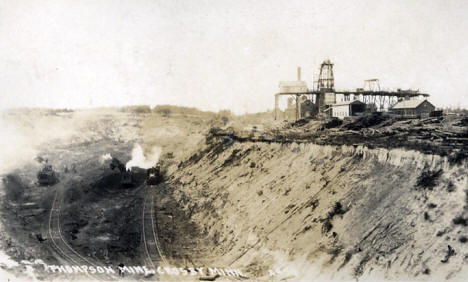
[453,216,467,226]
[325,118,343,129]
[416,169,443,190]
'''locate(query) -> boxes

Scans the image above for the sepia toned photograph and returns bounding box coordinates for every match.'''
[0,0,467,281]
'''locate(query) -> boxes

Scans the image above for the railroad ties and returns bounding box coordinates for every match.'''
[142,184,168,273]
[47,189,117,280]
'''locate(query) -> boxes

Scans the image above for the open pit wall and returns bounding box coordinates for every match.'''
[166,137,468,281]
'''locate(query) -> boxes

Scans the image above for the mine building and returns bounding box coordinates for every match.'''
[329,100,366,119]
[282,95,318,119]
[274,60,432,121]
[390,99,435,118]
[300,97,318,118]
[278,80,308,94]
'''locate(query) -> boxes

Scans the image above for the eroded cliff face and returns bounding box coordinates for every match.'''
[167,137,468,281]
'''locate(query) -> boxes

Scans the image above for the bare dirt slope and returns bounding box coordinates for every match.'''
[2,107,468,281]
[166,118,468,281]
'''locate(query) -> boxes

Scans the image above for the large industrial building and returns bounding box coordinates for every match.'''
[275,60,433,120]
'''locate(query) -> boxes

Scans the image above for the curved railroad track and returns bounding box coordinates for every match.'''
[142,184,168,270]
[48,188,116,281]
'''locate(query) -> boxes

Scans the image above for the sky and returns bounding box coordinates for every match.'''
[0,0,467,113]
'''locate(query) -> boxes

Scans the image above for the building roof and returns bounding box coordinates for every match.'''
[278,81,308,94]
[331,100,365,107]
[392,99,432,109]
[279,81,307,87]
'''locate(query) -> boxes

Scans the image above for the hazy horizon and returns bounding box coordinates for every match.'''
[1,0,467,114]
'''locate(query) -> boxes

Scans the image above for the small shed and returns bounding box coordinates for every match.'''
[391,99,435,118]
[331,100,366,119]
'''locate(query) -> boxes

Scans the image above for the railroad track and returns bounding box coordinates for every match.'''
[142,185,168,270]
[48,188,116,281]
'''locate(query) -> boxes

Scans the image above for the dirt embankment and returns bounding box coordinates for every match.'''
[215,114,468,164]
[166,131,468,281]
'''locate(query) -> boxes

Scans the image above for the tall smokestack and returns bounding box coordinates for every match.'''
[297,66,301,81]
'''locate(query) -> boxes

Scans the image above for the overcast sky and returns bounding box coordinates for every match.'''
[0,0,467,113]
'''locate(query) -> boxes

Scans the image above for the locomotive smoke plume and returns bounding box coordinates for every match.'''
[126,143,161,170]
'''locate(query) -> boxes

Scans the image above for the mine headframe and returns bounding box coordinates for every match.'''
[313,59,336,112]
[316,59,335,91]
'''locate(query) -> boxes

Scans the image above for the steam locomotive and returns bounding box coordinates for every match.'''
[146,164,163,185]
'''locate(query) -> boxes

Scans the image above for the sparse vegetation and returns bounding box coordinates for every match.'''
[436,230,446,237]
[2,174,27,202]
[353,253,371,278]
[344,112,390,130]
[453,216,467,226]
[120,105,151,113]
[322,220,333,233]
[322,118,343,129]
[327,201,346,218]
[321,202,347,233]
[447,180,456,192]
[152,104,216,119]
[416,169,443,190]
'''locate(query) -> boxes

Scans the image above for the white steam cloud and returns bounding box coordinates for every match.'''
[126,144,161,170]
[0,116,38,175]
